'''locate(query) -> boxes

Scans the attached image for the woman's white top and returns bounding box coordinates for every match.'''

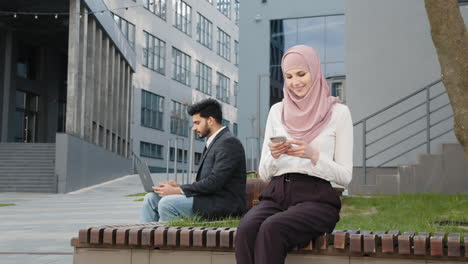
[258,102,353,187]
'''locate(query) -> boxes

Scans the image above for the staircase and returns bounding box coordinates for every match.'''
[0,143,57,193]
[349,79,467,194]
[349,143,468,194]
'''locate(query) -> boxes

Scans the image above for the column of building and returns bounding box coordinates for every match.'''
[66,0,132,158]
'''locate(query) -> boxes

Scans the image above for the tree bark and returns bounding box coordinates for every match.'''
[425,0,468,159]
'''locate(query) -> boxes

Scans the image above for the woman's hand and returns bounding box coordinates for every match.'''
[285,139,320,165]
[269,141,290,159]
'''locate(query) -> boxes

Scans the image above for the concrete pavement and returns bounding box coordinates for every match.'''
[0,174,173,264]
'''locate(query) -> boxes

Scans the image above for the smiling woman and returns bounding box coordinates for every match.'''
[284,69,312,98]
[235,45,353,264]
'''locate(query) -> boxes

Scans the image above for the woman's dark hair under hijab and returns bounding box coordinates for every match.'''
[187,98,222,124]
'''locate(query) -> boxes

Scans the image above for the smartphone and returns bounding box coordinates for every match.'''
[270,136,287,143]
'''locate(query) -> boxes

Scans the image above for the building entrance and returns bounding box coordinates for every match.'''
[14,90,39,143]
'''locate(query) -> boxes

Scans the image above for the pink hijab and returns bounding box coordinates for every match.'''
[281,45,340,143]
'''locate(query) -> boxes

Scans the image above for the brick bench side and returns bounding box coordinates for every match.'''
[73,224,467,262]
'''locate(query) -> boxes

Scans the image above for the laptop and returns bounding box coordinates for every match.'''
[135,157,155,193]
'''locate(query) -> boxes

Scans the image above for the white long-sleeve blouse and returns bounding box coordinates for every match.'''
[258,102,353,187]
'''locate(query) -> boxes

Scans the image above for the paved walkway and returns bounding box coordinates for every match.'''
[0,174,172,264]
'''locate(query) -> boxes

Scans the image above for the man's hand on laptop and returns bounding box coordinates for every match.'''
[158,180,179,187]
[153,182,183,197]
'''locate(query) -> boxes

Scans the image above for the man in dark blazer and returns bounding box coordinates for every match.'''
[139,99,246,222]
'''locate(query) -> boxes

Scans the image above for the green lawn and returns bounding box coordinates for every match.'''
[126,193,147,197]
[164,194,468,234]
[335,193,467,233]
[0,203,15,207]
[126,192,146,202]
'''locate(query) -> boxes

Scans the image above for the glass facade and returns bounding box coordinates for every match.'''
[197,13,213,49]
[270,15,345,106]
[172,47,191,86]
[140,141,164,159]
[174,0,192,36]
[233,81,238,107]
[170,100,189,137]
[217,0,231,18]
[143,31,166,74]
[113,13,136,49]
[141,90,164,130]
[196,60,212,95]
[143,0,167,20]
[216,72,230,104]
[217,27,231,61]
[222,119,230,129]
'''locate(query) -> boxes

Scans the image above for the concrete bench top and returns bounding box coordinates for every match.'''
[72,223,467,262]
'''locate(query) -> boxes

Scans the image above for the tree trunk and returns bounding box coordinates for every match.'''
[425,0,468,159]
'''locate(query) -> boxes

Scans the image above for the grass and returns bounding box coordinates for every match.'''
[165,193,468,233]
[126,193,147,197]
[169,215,240,228]
[0,203,15,207]
[126,192,147,202]
[335,193,468,234]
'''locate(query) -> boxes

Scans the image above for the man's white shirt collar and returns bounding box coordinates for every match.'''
[206,126,226,148]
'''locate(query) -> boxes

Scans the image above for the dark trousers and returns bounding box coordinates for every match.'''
[235,173,341,264]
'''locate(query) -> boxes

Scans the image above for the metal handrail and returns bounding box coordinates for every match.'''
[353,79,442,126]
[353,78,454,184]
[366,114,426,147]
[366,101,426,133]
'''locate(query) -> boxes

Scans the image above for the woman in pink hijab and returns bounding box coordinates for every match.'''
[235,45,353,264]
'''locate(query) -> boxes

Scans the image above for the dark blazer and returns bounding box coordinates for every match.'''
[180,128,246,219]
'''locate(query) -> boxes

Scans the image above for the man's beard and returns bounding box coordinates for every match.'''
[198,127,211,139]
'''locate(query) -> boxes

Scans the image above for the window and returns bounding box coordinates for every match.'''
[194,152,202,165]
[141,90,164,130]
[222,119,230,129]
[234,40,239,66]
[172,48,191,86]
[217,28,231,61]
[331,82,345,102]
[234,0,240,24]
[140,141,164,159]
[196,61,212,95]
[216,72,230,104]
[170,147,188,163]
[233,81,238,107]
[270,15,345,106]
[112,13,136,49]
[143,0,166,20]
[217,0,231,18]
[143,31,166,74]
[171,100,189,137]
[16,43,39,80]
[197,13,213,49]
[233,123,238,137]
[174,0,192,36]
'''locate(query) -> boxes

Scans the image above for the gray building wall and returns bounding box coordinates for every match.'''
[239,0,467,171]
[55,133,132,193]
[0,0,137,193]
[238,0,344,170]
[0,32,4,139]
[105,0,239,173]
[346,0,468,166]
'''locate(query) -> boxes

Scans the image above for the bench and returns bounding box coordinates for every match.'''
[72,225,467,263]
[72,174,465,263]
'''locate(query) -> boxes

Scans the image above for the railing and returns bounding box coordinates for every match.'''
[353,79,454,184]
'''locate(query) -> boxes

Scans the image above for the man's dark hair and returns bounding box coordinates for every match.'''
[187,98,223,124]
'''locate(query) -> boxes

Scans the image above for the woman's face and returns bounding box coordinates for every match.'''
[285,68,312,98]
